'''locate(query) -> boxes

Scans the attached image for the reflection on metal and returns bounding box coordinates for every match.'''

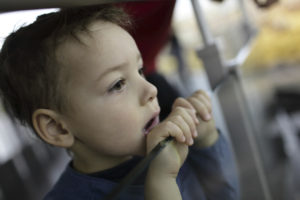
[0,0,141,12]
[224,38,254,71]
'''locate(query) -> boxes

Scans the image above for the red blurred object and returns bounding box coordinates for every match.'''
[118,0,176,75]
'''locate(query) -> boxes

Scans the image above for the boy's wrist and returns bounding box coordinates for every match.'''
[146,165,178,180]
[145,171,181,200]
[194,128,219,148]
[145,171,177,185]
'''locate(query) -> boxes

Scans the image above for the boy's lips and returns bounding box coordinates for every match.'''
[143,112,160,135]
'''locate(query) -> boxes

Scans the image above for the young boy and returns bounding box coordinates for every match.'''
[0,5,239,200]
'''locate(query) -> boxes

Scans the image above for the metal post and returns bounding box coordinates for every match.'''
[190,0,272,199]
[190,0,227,90]
[190,0,213,47]
[237,0,257,40]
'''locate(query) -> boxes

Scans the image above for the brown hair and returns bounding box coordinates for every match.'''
[0,4,131,135]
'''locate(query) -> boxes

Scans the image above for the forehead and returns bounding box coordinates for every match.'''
[55,20,139,79]
[86,20,138,64]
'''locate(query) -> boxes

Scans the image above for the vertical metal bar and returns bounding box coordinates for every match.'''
[237,0,251,29]
[190,0,212,47]
[234,72,273,200]
[190,0,273,199]
[236,0,256,40]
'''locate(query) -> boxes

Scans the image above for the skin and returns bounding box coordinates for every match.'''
[32,20,218,199]
[56,21,162,172]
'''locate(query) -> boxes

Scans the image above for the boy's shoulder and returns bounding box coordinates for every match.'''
[43,160,145,200]
[43,163,109,200]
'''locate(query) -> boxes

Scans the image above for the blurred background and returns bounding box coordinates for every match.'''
[0,0,300,199]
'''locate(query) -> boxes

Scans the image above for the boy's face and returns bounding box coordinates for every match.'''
[56,21,160,166]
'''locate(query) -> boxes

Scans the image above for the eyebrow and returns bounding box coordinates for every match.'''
[95,63,125,83]
[95,53,142,82]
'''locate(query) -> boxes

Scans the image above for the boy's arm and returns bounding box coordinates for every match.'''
[145,142,182,200]
[183,90,240,199]
[145,178,180,200]
[144,102,199,200]
[188,132,240,200]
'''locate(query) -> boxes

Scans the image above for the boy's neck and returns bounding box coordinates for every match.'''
[72,154,133,174]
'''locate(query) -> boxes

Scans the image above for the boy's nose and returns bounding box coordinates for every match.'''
[141,79,158,105]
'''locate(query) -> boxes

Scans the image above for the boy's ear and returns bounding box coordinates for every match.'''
[32,109,74,147]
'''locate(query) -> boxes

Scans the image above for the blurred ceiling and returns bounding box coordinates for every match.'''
[0,0,137,12]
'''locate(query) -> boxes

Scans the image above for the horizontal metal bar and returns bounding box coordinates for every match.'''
[0,0,142,12]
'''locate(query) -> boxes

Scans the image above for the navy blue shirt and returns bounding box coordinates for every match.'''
[44,133,240,200]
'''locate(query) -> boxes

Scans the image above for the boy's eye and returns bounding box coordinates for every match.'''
[138,67,145,77]
[108,79,126,93]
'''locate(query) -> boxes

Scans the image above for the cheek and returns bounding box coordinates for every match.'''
[102,108,141,133]
[87,109,143,151]
[65,98,146,155]
[74,103,141,135]
[67,91,142,133]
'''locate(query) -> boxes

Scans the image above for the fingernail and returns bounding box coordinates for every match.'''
[205,114,211,120]
[193,130,198,137]
[189,138,194,145]
[181,136,186,142]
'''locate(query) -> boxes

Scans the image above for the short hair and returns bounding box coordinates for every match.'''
[0,4,132,135]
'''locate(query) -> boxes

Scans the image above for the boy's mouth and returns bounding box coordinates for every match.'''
[143,114,160,135]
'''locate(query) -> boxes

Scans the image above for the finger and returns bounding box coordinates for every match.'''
[194,90,211,102]
[173,98,199,124]
[164,121,186,143]
[182,109,198,138]
[193,90,212,110]
[169,113,194,145]
[188,97,211,121]
[190,90,212,113]
[172,97,195,111]
[197,94,212,114]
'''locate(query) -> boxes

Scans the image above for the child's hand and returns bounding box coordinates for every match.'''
[146,100,198,179]
[175,90,219,148]
[144,91,218,200]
